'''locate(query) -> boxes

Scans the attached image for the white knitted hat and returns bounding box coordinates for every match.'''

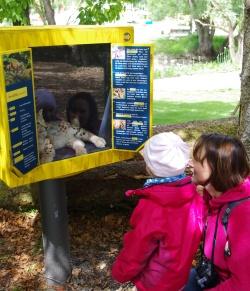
[141,132,190,177]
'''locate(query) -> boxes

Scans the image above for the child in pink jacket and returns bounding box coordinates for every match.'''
[112,132,204,291]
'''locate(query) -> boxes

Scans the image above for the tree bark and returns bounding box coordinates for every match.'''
[188,0,214,59]
[42,0,56,25]
[33,0,48,25]
[195,19,215,59]
[239,2,250,156]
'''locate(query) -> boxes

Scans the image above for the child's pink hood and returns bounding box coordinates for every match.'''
[126,176,197,207]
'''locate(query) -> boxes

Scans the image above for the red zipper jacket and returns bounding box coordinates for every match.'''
[112,176,203,290]
[204,177,250,291]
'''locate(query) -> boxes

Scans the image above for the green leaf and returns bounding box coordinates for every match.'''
[77,0,127,25]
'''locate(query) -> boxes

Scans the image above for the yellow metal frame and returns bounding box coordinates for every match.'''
[0,25,134,51]
[0,26,153,188]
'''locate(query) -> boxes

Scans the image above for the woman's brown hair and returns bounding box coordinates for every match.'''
[193,133,250,192]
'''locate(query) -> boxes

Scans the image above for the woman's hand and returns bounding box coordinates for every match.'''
[196,185,205,196]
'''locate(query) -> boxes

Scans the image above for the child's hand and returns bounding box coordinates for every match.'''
[196,185,205,196]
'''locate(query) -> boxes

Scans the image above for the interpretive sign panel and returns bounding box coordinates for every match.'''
[1,49,38,174]
[112,45,151,151]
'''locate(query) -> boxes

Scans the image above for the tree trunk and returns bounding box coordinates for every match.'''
[188,0,214,59]
[237,33,244,64]
[33,0,48,25]
[239,3,250,156]
[228,25,243,65]
[228,28,236,62]
[42,0,56,25]
[195,19,215,59]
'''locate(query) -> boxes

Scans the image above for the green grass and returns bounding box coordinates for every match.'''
[154,34,227,57]
[153,100,237,125]
[212,35,227,53]
[154,34,199,56]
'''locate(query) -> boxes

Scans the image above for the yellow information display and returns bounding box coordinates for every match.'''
[0,26,153,188]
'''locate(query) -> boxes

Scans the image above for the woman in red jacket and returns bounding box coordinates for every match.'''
[112,132,204,291]
[185,133,250,291]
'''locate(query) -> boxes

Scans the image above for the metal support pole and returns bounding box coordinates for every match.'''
[38,179,71,286]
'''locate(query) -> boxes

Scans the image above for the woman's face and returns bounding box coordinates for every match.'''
[78,99,91,127]
[71,99,91,128]
[190,149,212,185]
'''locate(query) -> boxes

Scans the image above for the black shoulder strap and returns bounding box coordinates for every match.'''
[222,196,250,231]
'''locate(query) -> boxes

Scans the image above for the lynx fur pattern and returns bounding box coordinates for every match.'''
[36,110,56,164]
[37,110,106,163]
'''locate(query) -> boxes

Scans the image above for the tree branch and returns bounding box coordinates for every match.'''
[210,0,234,25]
[194,18,229,33]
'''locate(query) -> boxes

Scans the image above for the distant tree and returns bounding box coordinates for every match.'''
[77,0,139,25]
[146,0,168,21]
[146,0,244,61]
[0,0,32,25]
[205,0,244,63]
[188,0,215,59]
[0,0,56,25]
[146,0,215,58]
[33,0,74,25]
[146,0,189,21]
[41,0,56,24]
[0,0,139,26]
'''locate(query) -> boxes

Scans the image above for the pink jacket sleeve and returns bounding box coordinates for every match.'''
[111,199,163,283]
[208,205,250,291]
